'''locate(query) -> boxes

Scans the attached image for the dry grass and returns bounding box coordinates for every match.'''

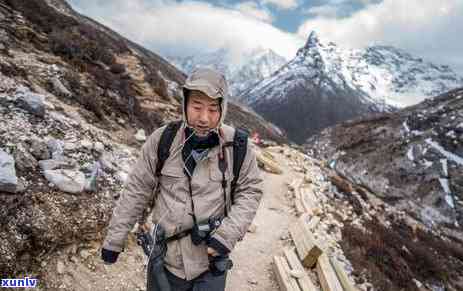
[341,218,463,290]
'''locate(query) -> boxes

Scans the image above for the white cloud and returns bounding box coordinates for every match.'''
[260,0,300,10]
[297,0,463,73]
[234,1,273,23]
[68,0,303,62]
[303,5,340,18]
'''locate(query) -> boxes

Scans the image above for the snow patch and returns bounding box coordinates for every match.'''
[407,146,414,161]
[422,160,433,168]
[425,138,463,166]
[403,121,410,133]
[440,159,448,177]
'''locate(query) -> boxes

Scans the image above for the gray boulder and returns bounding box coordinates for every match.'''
[50,77,72,98]
[15,86,46,118]
[99,151,118,174]
[135,129,146,142]
[43,169,86,194]
[94,142,105,153]
[84,161,101,193]
[115,171,128,184]
[29,138,50,161]
[80,139,93,152]
[13,144,38,172]
[47,139,64,159]
[38,157,76,171]
[0,149,18,193]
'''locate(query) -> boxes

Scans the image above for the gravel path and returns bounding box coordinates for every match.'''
[226,151,299,291]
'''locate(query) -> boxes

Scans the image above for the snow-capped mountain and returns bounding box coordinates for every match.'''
[168,47,287,98]
[240,31,463,143]
[240,32,388,143]
[245,32,463,108]
[344,45,462,108]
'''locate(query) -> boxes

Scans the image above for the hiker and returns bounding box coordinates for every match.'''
[101,67,263,291]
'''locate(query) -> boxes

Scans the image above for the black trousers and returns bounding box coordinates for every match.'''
[164,268,227,291]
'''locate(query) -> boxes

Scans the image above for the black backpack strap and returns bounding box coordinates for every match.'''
[156,121,182,176]
[140,121,182,226]
[230,128,248,204]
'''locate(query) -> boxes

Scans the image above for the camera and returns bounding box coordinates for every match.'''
[191,216,222,245]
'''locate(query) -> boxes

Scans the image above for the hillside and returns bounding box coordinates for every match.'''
[0,0,285,280]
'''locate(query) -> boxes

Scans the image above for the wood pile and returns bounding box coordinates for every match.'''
[255,147,283,174]
[272,151,360,291]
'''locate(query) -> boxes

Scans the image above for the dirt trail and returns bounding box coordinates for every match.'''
[226,151,299,291]
[41,150,299,291]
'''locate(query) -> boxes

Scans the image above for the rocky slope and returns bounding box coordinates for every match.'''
[169,47,288,99]
[0,0,286,283]
[305,87,463,290]
[241,31,463,144]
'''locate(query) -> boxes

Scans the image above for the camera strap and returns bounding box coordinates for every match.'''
[218,148,229,217]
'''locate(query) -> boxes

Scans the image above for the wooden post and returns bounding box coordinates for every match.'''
[316,254,343,291]
[284,248,318,291]
[290,214,323,268]
[330,258,360,291]
[273,255,301,291]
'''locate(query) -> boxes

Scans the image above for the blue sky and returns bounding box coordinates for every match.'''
[68,0,463,74]
[175,0,379,33]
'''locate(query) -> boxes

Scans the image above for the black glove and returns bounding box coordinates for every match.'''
[101,248,120,264]
[207,237,230,255]
[209,254,233,276]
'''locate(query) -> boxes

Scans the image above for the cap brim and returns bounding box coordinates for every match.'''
[184,82,223,99]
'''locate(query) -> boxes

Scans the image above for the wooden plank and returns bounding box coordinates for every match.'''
[289,215,323,268]
[330,258,360,291]
[307,216,320,230]
[273,255,301,291]
[299,186,321,215]
[288,178,303,191]
[295,191,305,216]
[316,254,343,291]
[298,213,320,231]
[284,248,318,291]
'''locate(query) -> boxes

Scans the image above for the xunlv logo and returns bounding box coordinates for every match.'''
[1,277,38,288]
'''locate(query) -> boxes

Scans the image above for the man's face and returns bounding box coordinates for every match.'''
[186,90,221,136]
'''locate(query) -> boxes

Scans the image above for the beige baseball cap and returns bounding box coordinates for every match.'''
[182,67,229,127]
[183,67,228,100]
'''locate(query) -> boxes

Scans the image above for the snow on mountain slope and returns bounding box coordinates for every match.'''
[237,31,462,143]
[168,47,288,98]
[244,31,463,108]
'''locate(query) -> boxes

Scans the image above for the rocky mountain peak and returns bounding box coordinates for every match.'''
[241,30,462,143]
[307,31,321,47]
[299,30,322,51]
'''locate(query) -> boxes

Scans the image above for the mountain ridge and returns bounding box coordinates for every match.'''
[240,31,462,143]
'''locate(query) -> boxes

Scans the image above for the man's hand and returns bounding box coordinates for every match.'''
[207,247,219,257]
